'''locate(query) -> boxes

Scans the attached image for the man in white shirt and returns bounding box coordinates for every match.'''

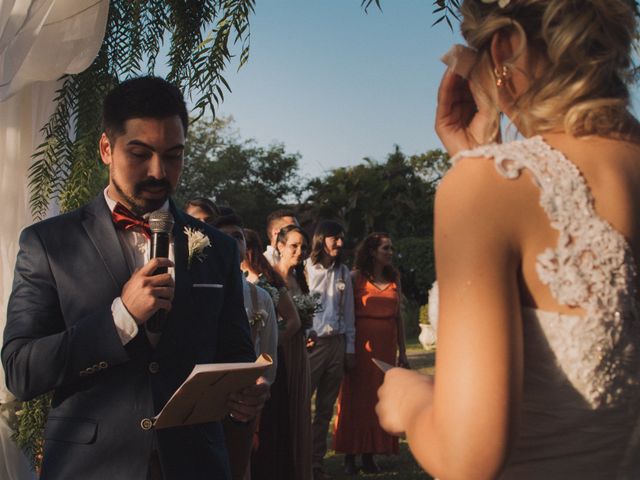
[264,209,298,265]
[305,221,356,480]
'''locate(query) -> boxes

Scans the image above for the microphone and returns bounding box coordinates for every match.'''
[146,210,175,333]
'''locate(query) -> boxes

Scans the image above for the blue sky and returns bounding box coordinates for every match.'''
[214,1,639,180]
[215,1,463,179]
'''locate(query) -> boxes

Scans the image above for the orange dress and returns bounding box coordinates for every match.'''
[333,275,400,454]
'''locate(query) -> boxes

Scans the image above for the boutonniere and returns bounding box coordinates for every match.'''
[184,226,211,268]
[248,309,268,328]
[336,279,346,292]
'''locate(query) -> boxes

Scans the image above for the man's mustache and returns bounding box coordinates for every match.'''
[134,178,173,194]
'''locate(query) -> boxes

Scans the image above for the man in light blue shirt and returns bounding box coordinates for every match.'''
[306,221,355,480]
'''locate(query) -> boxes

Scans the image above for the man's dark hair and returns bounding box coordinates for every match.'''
[310,220,345,265]
[243,228,286,290]
[266,209,298,238]
[102,76,189,142]
[185,197,220,225]
[213,213,244,230]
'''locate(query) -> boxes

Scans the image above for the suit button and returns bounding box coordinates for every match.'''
[148,362,160,374]
[140,418,154,430]
[99,361,108,369]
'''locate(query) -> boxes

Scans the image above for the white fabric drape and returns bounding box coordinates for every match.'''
[0,1,109,478]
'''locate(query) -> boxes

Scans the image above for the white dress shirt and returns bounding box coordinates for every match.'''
[242,278,278,384]
[103,189,174,346]
[305,260,356,354]
[263,245,280,266]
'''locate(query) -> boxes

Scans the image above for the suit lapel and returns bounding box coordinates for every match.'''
[82,195,130,290]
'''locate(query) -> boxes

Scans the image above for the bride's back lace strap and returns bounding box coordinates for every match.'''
[451,137,640,408]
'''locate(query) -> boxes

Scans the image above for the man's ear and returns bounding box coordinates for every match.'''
[99,133,113,166]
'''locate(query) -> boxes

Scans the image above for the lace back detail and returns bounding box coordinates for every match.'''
[452,137,640,408]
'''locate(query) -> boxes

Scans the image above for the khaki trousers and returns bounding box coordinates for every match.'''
[308,335,345,468]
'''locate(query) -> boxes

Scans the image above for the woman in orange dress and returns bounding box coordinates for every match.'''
[333,232,410,474]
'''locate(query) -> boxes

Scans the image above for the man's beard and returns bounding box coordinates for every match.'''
[112,176,173,217]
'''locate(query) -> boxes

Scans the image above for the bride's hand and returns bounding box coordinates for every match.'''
[435,68,495,157]
[376,367,434,436]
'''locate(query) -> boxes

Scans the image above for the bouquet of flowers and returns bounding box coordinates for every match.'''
[256,275,281,305]
[292,292,323,330]
[255,275,286,330]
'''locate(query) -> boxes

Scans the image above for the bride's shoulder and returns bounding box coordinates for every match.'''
[436,141,541,241]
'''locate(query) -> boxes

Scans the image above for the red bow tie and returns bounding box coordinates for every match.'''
[111,203,151,238]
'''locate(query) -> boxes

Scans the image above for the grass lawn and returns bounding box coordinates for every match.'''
[320,344,436,479]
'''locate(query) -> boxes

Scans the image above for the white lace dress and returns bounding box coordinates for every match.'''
[435,136,640,479]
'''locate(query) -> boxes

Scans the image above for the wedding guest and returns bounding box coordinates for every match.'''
[214,216,278,384]
[305,220,355,480]
[214,214,277,480]
[334,233,409,474]
[376,1,640,479]
[264,209,298,265]
[1,76,266,479]
[272,225,314,480]
[185,197,220,224]
[242,228,298,480]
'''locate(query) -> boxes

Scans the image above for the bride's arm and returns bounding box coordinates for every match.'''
[377,157,524,480]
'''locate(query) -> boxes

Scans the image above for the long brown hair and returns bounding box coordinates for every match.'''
[243,228,286,290]
[353,232,399,283]
[309,220,345,266]
[276,225,310,294]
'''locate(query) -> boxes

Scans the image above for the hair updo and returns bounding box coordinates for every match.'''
[460,0,637,138]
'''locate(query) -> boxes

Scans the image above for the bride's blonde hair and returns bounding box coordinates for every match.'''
[460,0,637,139]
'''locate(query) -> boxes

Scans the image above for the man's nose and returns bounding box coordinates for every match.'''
[336,238,344,247]
[148,154,166,178]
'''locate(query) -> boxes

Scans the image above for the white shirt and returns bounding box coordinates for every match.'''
[305,260,356,354]
[103,188,174,345]
[264,245,279,266]
[242,278,278,384]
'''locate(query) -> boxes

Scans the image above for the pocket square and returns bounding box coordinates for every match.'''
[193,283,223,289]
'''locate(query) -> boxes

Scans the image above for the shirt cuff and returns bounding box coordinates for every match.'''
[111,297,139,345]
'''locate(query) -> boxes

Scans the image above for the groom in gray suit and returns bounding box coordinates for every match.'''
[2,76,265,479]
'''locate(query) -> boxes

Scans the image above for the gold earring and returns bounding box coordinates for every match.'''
[494,65,510,87]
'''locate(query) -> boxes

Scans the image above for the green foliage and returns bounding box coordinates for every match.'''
[13,393,52,471]
[419,303,430,324]
[431,0,460,30]
[401,295,421,341]
[28,0,255,220]
[176,117,303,231]
[395,236,436,305]
[302,146,449,247]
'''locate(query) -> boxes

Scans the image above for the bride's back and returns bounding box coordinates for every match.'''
[428,1,640,478]
[517,133,640,315]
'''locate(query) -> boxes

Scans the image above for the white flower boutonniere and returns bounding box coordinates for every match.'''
[184,226,211,268]
[481,0,510,7]
[336,279,346,292]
